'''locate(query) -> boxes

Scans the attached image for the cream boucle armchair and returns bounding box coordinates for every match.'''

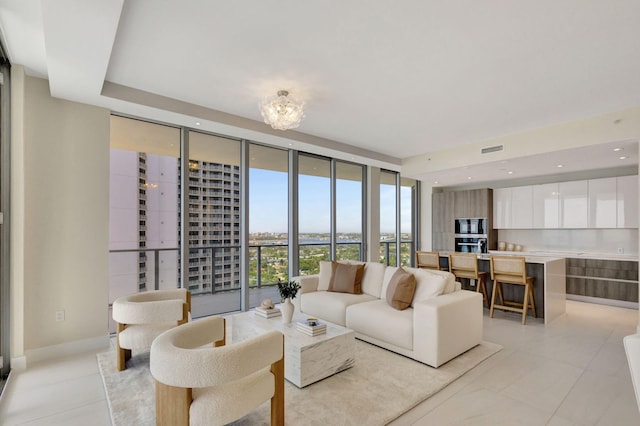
[150,316,285,426]
[112,288,190,371]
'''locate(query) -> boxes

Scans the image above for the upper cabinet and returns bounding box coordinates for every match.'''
[493,188,511,228]
[559,180,588,228]
[494,175,637,229]
[510,185,533,228]
[588,177,617,228]
[617,175,638,228]
[533,183,559,228]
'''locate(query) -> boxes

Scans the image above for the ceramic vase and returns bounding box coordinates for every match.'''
[281,298,294,324]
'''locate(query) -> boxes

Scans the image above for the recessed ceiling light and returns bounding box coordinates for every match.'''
[508,171,513,175]
[613,148,623,152]
[288,143,293,146]
[195,122,201,126]
[467,176,472,180]
[557,164,564,168]
[619,156,628,160]
[433,181,439,184]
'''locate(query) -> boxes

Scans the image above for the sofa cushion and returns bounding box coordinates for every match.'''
[406,267,457,295]
[318,261,334,291]
[301,291,377,326]
[346,300,413,350]
[328,262,364,294]
[357,261,387,297]
[410,268,447,306]
[385,268,416,310]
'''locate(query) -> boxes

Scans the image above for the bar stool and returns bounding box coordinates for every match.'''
[416,251,445,271]
[489,255,536,325]
[448,253,489,307]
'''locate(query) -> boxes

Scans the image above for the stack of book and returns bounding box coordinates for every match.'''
[296,320,327,336]
[254,306,281,318]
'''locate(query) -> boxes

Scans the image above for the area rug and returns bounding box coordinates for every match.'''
[97,340,501,425]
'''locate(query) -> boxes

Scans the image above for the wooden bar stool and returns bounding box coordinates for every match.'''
[489,255,536,325]
[448,253,489,307]
[416,251,445,271]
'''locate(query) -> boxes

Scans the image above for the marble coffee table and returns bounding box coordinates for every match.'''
[226,310,355,388]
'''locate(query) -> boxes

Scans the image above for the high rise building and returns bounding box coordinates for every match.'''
[109,150,241,300]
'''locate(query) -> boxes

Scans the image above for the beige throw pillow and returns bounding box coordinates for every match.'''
[328,262,364,294]
[318,261,335,291]
[385,268,416,310]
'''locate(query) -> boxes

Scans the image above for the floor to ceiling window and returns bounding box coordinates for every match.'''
[248,143,287,303]
[298,154,331,275]
[400,177,418,267]
[336,161,364,260]
[109,116,181,332]
[380,170,398,266]
[187,131,242,315]
[108,114,419,318]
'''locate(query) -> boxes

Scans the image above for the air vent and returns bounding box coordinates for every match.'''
[481,145,504,154]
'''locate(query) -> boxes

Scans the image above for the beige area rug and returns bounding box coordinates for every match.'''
[97,340,501,425]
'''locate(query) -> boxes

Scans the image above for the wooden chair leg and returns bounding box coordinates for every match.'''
[521,283,530,325]
[528,281,537,318]
[270,348,285,425]
[477,276,488,308]
[155,381,191,426]
[116,323,131,371]
[489,280,498,318]
[497,282,505,306]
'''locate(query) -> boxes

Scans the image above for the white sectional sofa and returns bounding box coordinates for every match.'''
[293,261,483,368]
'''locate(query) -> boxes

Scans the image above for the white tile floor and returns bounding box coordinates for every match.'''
[0,300,638,425]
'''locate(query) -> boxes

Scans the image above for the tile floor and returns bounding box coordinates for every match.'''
[0,300,638,425]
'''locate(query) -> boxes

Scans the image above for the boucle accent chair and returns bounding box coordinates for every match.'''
[112,288,190,371]
[150,316,285,426]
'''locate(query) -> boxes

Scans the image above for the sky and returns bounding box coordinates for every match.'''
[249,168,413,234]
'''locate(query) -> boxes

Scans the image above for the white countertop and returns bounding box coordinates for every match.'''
[487,250,638,262]
[437,250,637,262]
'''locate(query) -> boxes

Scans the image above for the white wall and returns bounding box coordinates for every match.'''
[12,72,110,363]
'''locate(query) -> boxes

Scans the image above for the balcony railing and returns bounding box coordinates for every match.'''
[108,239,415,299]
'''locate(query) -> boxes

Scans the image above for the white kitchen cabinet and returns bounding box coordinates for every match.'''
[533,183,559,228]
[588,177,617,228]
[493,187,511,229]
[617,175,638,228]
[510,185,533,228]
[559,180,588,228]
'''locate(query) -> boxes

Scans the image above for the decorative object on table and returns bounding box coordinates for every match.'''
[255,298,281,318]
[277,279,301,324]
[296,318,327,336]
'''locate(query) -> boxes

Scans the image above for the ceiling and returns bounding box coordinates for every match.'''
[1,0,640,181]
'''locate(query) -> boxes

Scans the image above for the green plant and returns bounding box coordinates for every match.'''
[277,279,301,301]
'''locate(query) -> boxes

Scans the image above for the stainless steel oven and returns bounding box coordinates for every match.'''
[454,237,487,253]
[455,218,487,235]
[454,218,488,253]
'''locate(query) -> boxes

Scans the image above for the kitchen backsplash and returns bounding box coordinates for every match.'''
[497,229,639,255]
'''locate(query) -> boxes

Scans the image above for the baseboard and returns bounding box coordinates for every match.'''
[9,355,26,371]
[566,294,639,310]
[24,335,110,366]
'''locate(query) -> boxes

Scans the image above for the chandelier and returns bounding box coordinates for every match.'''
[259,90,305,130]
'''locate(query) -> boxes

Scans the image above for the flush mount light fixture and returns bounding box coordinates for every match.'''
[260,90,305,130]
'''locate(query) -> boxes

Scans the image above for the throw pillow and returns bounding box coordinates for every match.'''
[385,268,416,310]
[328,262,364,294]
[318,261,335,291]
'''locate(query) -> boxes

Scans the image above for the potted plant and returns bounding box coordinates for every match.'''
[277,279,301,324]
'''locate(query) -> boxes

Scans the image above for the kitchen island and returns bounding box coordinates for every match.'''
[439,253,566,324]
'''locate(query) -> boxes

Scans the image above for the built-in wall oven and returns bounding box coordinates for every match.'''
[454,218,488,253]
